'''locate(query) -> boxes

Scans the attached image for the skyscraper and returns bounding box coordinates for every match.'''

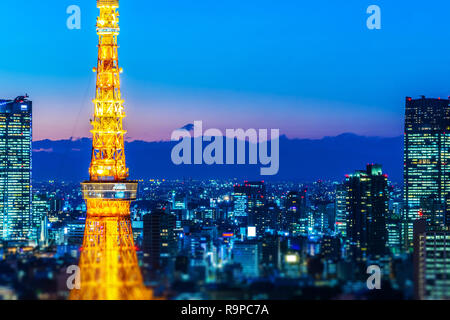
[143,209,177,271]
[321,235,341,261]
[413,219,450,300]
[0,96,32,243]
[344,164,389,262]
[232,188,247,218]
[32,194,50,245]
[404,96,450,249]
[232,241,259,278]
[234,181,265,207]
[335,184,347,237]
[234,181,266,232]
[285,190,307,236]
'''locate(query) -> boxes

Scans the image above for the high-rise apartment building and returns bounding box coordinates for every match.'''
[0,96,32,242]
[404,96,450,249]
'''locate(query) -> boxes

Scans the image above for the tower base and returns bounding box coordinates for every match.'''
[70,187,152,300]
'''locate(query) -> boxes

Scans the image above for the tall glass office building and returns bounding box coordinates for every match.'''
[335,184,347,238]
[414,220,450,300]
[0,96,32,242]
[233,181,266,230]
[404,96,450,250]
[344,164,389,262]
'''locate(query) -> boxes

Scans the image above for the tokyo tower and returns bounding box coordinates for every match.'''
[70,0,152,300]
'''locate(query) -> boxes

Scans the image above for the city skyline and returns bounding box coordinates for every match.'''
[2,1,450,141]
[1,0,450,303]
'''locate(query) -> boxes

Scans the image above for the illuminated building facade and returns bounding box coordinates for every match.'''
[321,235,341,261]
[414,220,450,300]
[65,219,86,246]
[32,195,50,245]
[232,189,247,218]
[232,241,259,278]
[335,184,347,237]
[404,96,450,250]
[261,235,281,270]
[285,190,307,236]
[386,219,402,255]
[234,181,266,231]
[0,96,32,242]
[171,192,188,222]
[70,0,151,300]
[234,181,266,214]
[344,164,388,261]
[172,193,187,210]
[143,209,177,271]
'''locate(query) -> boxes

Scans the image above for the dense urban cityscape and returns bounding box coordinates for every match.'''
[1,1,450,303]
[1,95,450,300]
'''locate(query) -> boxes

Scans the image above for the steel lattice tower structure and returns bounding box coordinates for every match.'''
[70,0,152,300]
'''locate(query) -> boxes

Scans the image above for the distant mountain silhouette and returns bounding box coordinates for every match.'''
[32,133,403,183]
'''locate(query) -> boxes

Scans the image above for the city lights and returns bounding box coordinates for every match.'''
[1,0,450,306]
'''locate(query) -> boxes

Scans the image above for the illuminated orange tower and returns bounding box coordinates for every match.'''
[70,0,152,300]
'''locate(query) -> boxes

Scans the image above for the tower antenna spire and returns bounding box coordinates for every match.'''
[70,0,152,300]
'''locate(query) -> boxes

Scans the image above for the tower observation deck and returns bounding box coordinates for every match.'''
[70,0,152,300]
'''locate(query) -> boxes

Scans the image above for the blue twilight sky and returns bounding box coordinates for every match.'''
[1,0,450,141]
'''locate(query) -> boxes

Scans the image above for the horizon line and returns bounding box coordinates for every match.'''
[32,132,403,143]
